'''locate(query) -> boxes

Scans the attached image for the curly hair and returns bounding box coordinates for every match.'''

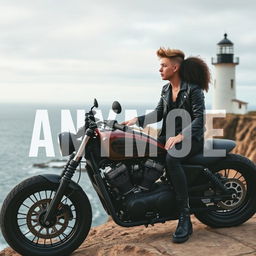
[179,57,211,92]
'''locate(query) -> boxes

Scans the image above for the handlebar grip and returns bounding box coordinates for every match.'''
[113,122,126,131]
[104,120,131,132]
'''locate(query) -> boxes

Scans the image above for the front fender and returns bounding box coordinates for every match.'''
[39,174,83,191]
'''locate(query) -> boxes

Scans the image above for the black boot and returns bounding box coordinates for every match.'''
[172,200,193,243]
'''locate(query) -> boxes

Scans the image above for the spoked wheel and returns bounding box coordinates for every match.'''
[0,175,92,256]
[195,154,256,228]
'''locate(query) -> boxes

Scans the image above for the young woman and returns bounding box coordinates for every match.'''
[122,47,210,243]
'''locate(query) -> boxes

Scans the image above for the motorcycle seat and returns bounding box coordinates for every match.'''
[184,138,236,165]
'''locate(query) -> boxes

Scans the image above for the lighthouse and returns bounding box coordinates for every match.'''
[212,34,248,114]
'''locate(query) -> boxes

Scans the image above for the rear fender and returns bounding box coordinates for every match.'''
[39,174,83,191]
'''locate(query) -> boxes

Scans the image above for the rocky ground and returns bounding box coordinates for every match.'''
[1,215,256,256]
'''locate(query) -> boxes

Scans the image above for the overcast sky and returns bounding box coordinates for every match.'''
[0,0,255,108]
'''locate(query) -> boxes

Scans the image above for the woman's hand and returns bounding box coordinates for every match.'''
[121,117,138,126]
[164,134,184,150]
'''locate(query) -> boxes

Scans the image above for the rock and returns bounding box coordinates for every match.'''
[0,248,20,256]
[72,215,256,256]
[2,215,256,256]
[32,162,48,168]
[206,113,256,163]
[33,159,88,171]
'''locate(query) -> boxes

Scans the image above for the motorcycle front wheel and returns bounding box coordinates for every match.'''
[195,154,256,228]
[0,175,92,256]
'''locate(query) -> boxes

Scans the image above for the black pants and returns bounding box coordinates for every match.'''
[159,136,204,202]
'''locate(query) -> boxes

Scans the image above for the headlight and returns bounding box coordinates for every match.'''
[58,132,78,156]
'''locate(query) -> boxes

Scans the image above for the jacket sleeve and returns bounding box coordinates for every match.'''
[181,86,205,140]
[137,92,164,128]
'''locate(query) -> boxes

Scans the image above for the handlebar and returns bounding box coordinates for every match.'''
[104,120,131,132]
[113,122,127,131]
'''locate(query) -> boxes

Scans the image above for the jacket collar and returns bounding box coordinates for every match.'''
[163,80,188,93]
[180,80,188,91]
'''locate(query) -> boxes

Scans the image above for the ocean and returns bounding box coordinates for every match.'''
[0,102,156,250]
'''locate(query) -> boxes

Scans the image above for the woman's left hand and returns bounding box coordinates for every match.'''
[164,134,184,150]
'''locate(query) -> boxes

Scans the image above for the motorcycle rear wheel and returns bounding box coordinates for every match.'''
[0,175,92,256]
[194,154,256,228]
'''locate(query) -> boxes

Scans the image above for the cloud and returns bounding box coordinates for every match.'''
[0,0,255,107]
[0,4,34,24]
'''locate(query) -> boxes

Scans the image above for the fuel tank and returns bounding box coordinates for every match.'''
[98,129,166,160]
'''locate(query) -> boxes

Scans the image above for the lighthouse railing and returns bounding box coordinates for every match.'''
[211,56,239,65]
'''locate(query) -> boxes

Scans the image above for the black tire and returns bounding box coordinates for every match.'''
[0,175,92,256]
[194,154,256,228]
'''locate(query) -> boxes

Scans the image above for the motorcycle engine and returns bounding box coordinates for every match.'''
[101,160,176,221]
[102,159,164,195]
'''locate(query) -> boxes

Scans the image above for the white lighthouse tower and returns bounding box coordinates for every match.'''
[212,34,248,114]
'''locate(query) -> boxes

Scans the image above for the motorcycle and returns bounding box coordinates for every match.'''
[1,99,256,256]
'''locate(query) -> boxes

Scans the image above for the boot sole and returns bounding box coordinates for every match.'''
[172,229,193,243]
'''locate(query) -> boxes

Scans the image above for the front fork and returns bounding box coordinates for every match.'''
[43,131,92,224]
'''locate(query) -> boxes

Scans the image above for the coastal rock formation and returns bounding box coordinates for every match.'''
[211,113,256,163]
[143,113,256,162]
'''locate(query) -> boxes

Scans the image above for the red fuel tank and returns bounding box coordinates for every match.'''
[98,129,166,160]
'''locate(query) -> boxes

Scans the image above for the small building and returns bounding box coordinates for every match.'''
[232,99,248,114]
[212,34,248,114]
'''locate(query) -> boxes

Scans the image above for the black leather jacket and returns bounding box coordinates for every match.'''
[137,81,205,141]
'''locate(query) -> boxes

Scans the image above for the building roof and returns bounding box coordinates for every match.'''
[218,33,233,45]
[232,99,248,105]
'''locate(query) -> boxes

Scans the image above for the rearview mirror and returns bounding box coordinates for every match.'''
[94,98,99,108]
[112,101,122,114]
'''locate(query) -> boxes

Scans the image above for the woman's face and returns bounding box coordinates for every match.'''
[159,57,179,81]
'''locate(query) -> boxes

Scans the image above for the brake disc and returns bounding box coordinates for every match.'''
[26,199,70,239]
